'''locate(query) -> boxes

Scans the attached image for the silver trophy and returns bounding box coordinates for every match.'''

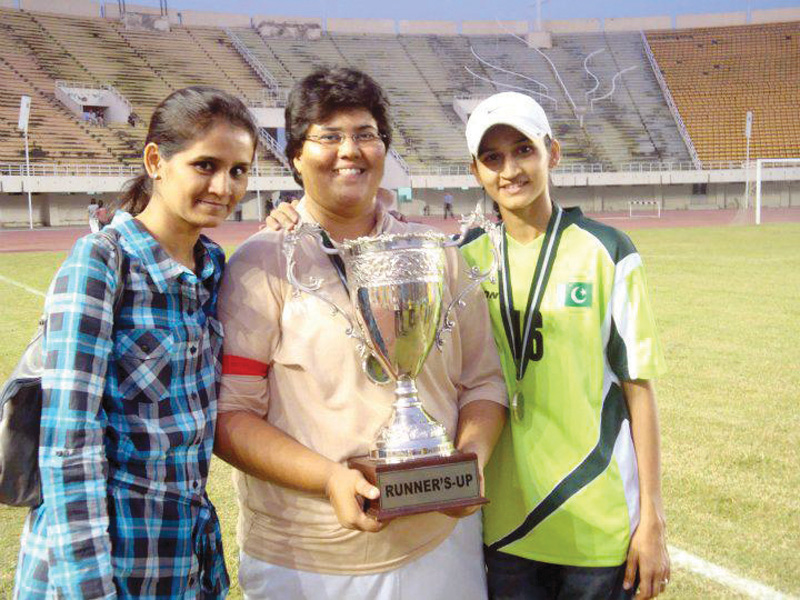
[283,208,501,518]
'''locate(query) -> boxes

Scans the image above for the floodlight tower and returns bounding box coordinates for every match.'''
[530,0,550,31]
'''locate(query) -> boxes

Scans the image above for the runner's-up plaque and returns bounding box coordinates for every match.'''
[284,211,500,519]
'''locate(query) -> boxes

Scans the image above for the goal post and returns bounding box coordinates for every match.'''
[628,199,662,218]
[755,158,800,225]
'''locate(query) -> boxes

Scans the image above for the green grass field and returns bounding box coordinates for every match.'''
[0,223,798,598]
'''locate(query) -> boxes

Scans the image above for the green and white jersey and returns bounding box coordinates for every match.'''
[460,206,665,567]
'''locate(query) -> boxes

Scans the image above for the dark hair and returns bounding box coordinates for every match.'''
[119,86,259,215]
[285,67,392,186]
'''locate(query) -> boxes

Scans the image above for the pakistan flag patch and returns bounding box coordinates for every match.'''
[562,282,592,307]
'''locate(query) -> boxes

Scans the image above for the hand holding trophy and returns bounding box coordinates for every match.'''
[284,208,501,520]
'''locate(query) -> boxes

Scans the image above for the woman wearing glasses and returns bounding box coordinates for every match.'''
[213,68,507,599]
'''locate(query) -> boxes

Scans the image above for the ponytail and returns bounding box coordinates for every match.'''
[118,172,152,216]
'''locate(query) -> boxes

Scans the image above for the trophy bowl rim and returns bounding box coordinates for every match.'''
[339,231,449,255]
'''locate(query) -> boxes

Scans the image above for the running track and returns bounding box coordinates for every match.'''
[1,207,799,253]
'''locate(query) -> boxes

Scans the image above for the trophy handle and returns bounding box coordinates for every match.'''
[282,223,388,385]
[436,206,503,349]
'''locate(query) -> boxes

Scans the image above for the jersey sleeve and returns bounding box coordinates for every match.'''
[40,234,119,599]
[607,249,666,382]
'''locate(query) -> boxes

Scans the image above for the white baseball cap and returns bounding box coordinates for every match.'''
[465,92,552,157]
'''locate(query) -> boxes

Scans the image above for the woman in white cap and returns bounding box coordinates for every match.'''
[459,91,670,599]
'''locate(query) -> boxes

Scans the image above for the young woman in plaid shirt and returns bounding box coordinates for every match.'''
[14,87,258,599]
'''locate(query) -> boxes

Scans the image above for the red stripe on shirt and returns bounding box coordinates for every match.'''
[222,355,269,376]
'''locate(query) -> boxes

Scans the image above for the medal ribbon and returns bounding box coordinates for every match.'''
[319,230,349,296]
[498,203,565,382]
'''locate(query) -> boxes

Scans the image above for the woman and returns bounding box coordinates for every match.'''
[266,91,670,600]
[213,67,507,600]
[14,86,258,599]
[460,92,670,600]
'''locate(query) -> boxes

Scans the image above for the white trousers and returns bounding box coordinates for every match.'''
[239,512,487,600]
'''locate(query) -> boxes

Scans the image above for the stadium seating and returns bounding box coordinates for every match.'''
[647,22,800,163]
[0,8,280,166]
[1,5,797,171]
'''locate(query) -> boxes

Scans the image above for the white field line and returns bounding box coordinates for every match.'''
[0,273,45,298]
[0,271,796,600]
[670,545,797,599]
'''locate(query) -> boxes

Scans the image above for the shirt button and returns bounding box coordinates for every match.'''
[188,575,196,587]
[187,308,194,316]
[190,346,197,354]
[192,481,199,489]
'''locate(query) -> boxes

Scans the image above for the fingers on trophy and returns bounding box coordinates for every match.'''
[283,207,501,519]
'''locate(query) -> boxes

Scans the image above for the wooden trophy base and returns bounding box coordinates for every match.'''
[348,451,488,521]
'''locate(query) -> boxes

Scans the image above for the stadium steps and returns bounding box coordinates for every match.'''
[184,27,267,104]
[0,58,109,162]
[647,21,800,163]
[466,36,603,166]
[0,12,134,163]
[230,28,296,84]
[548,31,691,167]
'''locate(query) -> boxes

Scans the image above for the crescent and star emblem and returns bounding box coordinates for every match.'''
[570,285,587,305]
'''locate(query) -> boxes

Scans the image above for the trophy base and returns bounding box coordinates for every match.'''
[348,452,488,521]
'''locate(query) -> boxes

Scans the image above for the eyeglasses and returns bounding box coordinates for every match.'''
[303,131,388,147]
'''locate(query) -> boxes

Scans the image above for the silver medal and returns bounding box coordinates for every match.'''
[511,388,524,421]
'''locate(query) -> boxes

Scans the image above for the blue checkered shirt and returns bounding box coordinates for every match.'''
[15,212,229,599]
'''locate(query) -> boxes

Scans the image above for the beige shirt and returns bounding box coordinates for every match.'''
[217,201,506,575]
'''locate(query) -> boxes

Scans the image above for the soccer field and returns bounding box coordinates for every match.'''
[0,223,798,599]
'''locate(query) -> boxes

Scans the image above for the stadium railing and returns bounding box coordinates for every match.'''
[3,161,763,179]
[0,163,294,178]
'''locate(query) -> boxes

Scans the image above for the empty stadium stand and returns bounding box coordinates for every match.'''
[0,5,797,173]
[647,22,800,163]
[0,8,280,166]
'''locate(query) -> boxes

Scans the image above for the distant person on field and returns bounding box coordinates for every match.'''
[95,200,110,229]
[14,86,258,599]
[443,191,454,219]
[87,198,100,232]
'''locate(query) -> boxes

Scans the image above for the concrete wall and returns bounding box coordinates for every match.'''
[675,12,747,29]
[547,18,602,33]
[461,20,527,36]
[328,18,395,34]
[1,179,798,226]
[398,20,458,35]
[21,0,99,18]
[604,15,672,32]
[751,7,800,24]
[178,10,250,27]
[252,15,323,28]
[103,2,163,18]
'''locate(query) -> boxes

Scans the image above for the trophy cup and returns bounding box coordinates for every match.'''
[283,209,501,520]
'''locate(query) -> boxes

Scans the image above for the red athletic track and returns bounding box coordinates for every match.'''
[1,207,799,253]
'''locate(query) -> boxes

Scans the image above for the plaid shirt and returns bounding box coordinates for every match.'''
[15,212,229,599]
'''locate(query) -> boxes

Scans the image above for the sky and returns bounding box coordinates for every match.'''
[133,0,800,22]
